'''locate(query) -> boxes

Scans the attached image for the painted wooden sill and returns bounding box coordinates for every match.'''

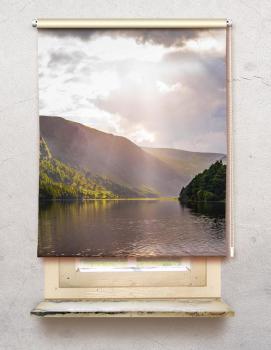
[31,298,234,318]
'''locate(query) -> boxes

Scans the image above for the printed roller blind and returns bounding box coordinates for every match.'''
[36,19,232,257]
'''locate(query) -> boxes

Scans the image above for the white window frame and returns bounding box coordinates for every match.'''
[44,257,220,299]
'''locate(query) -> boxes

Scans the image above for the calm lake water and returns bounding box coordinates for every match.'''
[38,200,226,257]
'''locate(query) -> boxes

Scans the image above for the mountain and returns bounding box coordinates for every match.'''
[179,161,226,203]
[40,116,226,197]
[40,116,187,196]
[39,137,117,200]
[143,147,225,181]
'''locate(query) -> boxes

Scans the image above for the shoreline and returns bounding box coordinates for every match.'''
[39,197,178,202]
[39,197,226,204]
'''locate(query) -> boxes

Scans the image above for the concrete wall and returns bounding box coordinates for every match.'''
[1,1,271,349]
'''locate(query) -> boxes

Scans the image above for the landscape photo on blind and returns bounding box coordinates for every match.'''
[38,28,227,257]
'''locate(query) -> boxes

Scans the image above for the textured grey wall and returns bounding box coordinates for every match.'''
[1,1,271,349]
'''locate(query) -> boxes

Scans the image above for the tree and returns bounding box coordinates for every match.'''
[179,161,226,203]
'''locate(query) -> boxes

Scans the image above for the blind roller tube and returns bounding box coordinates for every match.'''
[32,19,231,29]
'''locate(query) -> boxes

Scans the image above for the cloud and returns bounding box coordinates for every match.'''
[38,28,227,153]
[128,127,155,144]
[48,50,87,68]
[40,28,203,48]
[91,47,226,152]
[156,80,182,94]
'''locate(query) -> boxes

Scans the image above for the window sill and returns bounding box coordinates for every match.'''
[31,298,234,318]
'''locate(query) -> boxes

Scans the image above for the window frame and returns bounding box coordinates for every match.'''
[44,257,221,299]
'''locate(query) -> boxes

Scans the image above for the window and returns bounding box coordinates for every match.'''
[30,257,234,317]
[32,18,234,318]
[45,257,219,299]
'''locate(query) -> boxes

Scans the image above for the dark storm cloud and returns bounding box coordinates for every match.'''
[116,29,201,47]
[41,28,204,48]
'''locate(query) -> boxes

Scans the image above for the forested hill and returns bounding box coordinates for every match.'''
[39,138,157,199]
[178,161,226,203]
[40,116,226,197]
[40,116,226,199]
[39,137,117,200]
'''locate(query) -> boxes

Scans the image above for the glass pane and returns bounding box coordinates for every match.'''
[77,257,190,272]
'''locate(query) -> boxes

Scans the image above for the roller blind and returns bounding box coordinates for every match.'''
[35,19,233,258]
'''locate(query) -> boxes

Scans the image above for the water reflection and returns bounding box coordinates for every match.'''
[38,199,226,257]
[183,201,225,219]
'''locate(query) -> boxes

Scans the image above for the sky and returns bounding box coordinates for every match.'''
[38,28,227,153]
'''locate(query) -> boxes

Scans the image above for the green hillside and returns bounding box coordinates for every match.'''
[91,175,159,198]
[39,116,227,199]
[40,116,184,196]
[39,138,117,200]
[39,138,158,199]
[179,161,226,203]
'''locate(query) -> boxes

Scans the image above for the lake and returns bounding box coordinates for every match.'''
[38,199,226,257]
